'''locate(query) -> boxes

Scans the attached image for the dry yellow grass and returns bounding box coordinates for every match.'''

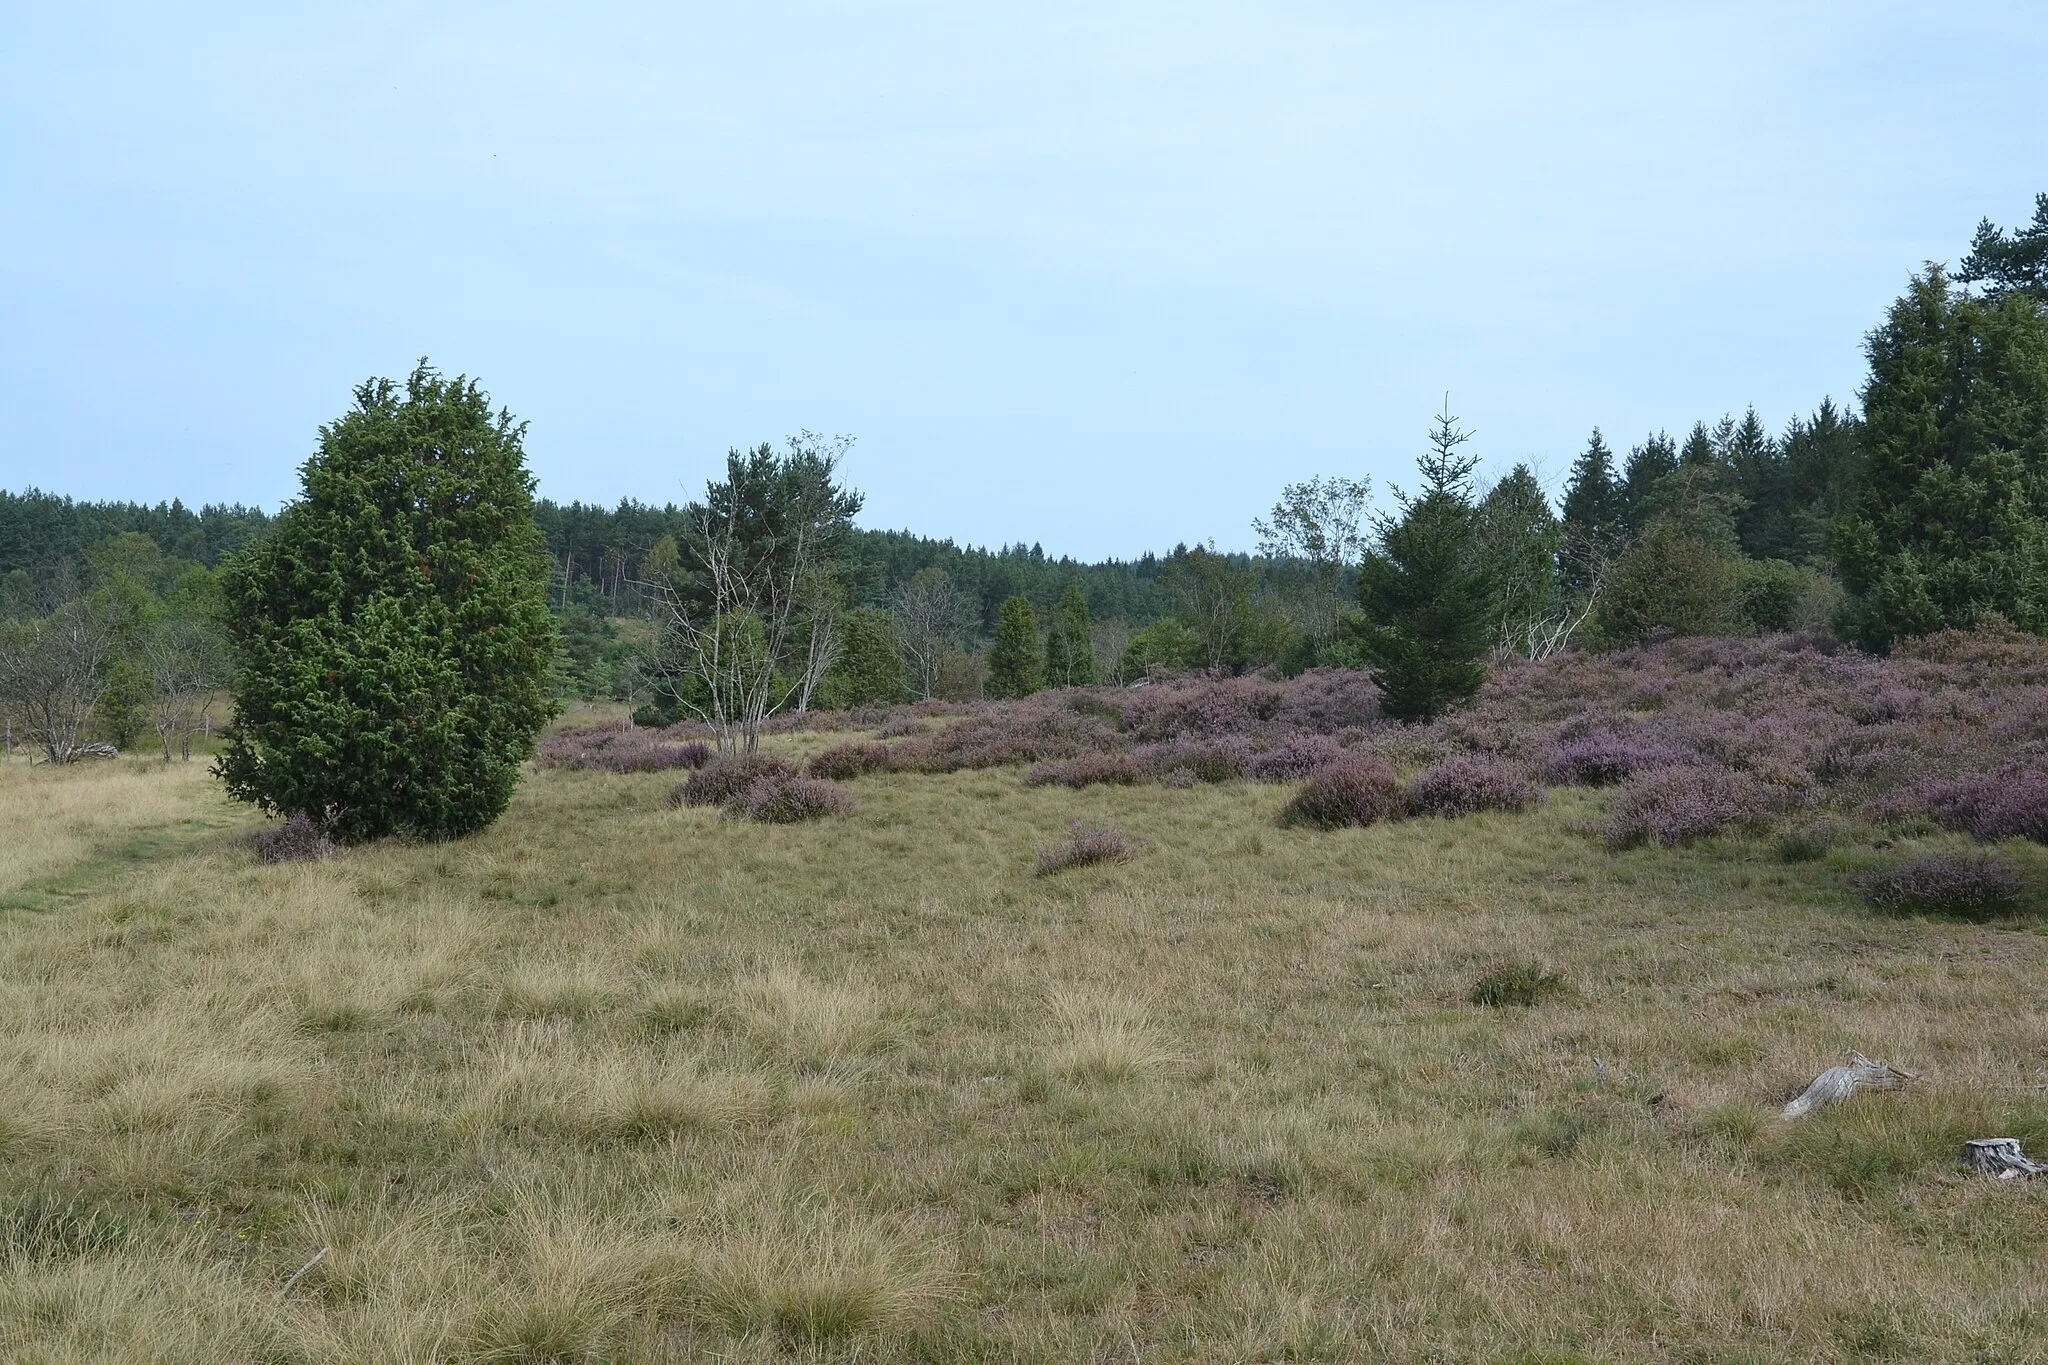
[1,742,2047,1361]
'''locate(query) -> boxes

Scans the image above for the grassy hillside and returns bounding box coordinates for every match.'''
[3,670,2048,1361]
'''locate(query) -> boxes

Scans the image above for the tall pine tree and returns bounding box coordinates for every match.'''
[1833,265,2048,648]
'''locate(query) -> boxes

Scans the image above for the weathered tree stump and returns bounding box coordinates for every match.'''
[1781,1052,1915,1119]
[1963,1138,2047,1179]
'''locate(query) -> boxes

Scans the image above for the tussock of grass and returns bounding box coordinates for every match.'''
[1469,962,1569,1008]
[1046,989,1175,1083]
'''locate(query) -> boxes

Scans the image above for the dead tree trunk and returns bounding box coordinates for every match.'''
[1782,1052,1915,1119]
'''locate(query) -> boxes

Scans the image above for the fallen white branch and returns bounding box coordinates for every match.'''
[1963,1138,2048,1179]
[1782,1052,1916,1119]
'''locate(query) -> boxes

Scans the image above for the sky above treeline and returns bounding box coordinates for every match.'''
[2,2,2044,560]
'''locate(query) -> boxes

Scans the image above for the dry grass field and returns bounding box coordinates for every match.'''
[3,724,2048,1363]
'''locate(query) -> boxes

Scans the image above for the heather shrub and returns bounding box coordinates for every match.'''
[1968,769,2048,843]
[1134,737,1253,784]
[1403,755,1541,818]
[725,774,855,823]
[1242,735,1345,781]
[536,725,711,773]
[1035,821,1133,875]
[1278,756,1402,830]
[1543,733,1695,787]
[1159,767,1197,789]
[1857,855,2027,920]
[912,702,1117,772]
[808,742,894,781]
[674,752,798,808]
[1602,766,1788,849]
[1025,753,1145,788]
[250,813,338,864]
[1470,962,1567,1007]
[875,716,928,739]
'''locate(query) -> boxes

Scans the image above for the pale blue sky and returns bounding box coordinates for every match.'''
[2,2,2043,558]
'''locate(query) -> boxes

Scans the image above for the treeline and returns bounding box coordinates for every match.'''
[0,490,271,577]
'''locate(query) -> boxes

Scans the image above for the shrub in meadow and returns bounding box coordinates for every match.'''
[1242,735,1346,781]
[1601,765,1788,849]
[673,752,797,808]
[1034,821,1133,875]
[1469,962,1567,1007]
[808,742,895,781]
[1025,753,1146,788]
[1159,767,1197,789]
[1542,733,1695,787]
[1278,756,1402,830]
[875,716,929,738]
[536,725,711,773]
[1134,737,1253,784]
[1966,768,2048,843]
[250,813,339,864]
[1403,755,1541,818]
[1857,855,2027,920]
[725,774,855,823]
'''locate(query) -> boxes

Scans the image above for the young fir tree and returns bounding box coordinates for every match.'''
[821,607,907,707]
[985,595,1045,698]
[1042,582,1096,687]
[1833,265,2048,649]
[1347,404,1491,721]
[217,363,558,841]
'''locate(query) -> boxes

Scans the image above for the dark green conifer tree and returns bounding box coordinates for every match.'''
[985,595,1044,698]
[1560,429,1624,545]
[217,363,558,841]
[1619,432,1678,533]
[1959,192,2048,303]
[1833,266,2048,648]
[1042,582,1096,687]
[821,607,908,707]
[1346,404,1491,720]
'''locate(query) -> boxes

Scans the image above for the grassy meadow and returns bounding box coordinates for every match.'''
[3,722,2048,1363]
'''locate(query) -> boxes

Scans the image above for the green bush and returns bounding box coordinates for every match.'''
[1735,558,1807,633]
[986,596,1044,698]
[1117,617,1202,679]
[217,363,558,842]
[821,607,907,708]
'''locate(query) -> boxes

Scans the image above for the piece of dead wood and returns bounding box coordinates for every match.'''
[1781,1052,1916,1119]
[1963,1138,2048,1179]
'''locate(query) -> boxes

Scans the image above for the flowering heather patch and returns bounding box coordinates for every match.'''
[724,774,855,823]
[1601,766,1792,849]
[808,742,896,781]
[1134,737,1254,784]
[1034,821,1133,875]
[1278,756,1402,830]
[536,725,712,774]
[1025,754,1146,788]
[1857,855,2027,920]
[1120,668,1379,741]
[901,699,1124,773]
[250,813,338,863]
[672,752,797,808]
[1403,755,1542,819]
[1242,735,1347,782]
[875,716,929,739]
[1541,733,1696,787]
